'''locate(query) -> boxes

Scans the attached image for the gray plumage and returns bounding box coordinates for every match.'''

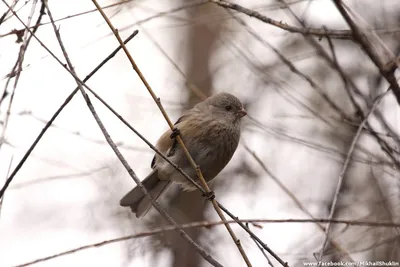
[120,92,247,217]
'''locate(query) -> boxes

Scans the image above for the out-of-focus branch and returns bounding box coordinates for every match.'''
[244,144,354,261]
[41,1,222,266]
[317,90,389,261]
[0,13,139,199]
[14,218,400,267]
[0,0,134,39]
[90,1,254,266]
[332,0,400,105]
[228,12,350,121]
[85,29,289,267]
[210,0,353,39]
[10,167,107,190]
[279,0,400,172]
[0,156,13,219]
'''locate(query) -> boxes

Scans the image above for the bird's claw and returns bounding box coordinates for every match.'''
[202,191,215,201]
[170,127,180,139]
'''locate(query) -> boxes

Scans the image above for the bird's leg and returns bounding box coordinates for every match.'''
[170,127,181,139]
[202,190,215,201]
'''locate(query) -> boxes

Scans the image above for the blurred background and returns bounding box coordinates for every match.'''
[1,0,400,266]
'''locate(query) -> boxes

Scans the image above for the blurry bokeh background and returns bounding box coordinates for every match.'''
[1,0,400,266]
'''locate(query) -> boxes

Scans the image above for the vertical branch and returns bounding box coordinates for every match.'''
[0,0,45,150]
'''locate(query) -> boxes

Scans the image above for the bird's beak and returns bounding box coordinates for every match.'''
[237,108,247,118]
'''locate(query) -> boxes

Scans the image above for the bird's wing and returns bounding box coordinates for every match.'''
[150,114,188,169]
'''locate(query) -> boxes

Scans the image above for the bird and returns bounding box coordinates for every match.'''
[120,92,247,218]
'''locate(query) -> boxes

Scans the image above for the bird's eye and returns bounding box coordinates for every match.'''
[225,105,232,111]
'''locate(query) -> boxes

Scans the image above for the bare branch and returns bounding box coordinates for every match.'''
[244,144,354,261]
[41,1,222,266]
[90,1,254,266]
[0,20,139,199]
[13,218,400,267]
[332,0,400,105]
[0,0,45,150]
[210,0,353,39]
[317,90,389,261]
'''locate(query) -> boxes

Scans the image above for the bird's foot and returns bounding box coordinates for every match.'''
[202,191,215,201]
[170,127,181,139]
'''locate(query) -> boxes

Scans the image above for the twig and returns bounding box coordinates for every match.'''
[0,0,208,39]
[317,90,389,261]
[332,0,400,104]
[279,0,400,172]
[246,222,275,267]
[0,10,139,199]
[124,12,289,266]
[10,167,107,190]
[90,1,252,266]
[80,81,289,267]
[243,144,353,261]
[228,12,350,122]
[43,2,221,266]
[0,0,44,150]
[210,0,352,39]
[13,217,400,267]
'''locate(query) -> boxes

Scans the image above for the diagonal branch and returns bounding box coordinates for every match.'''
[317,90,390,261]
[244,144,354,261]
[0,0,45,150]
[332,0,400,105]
[14,218,400,267]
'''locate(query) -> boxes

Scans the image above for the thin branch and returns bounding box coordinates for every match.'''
[0,0,44,150]
[0,23,139,199]
[243,144,353,261]
[210,0,353,39]
[332,0,400,105]
[317,90,389,261]
[228,12,350,121]
[279,0,400,172]
[13,218,400,267]
[246,223,275,267]
[0,4,279,264]
[0,0,208,39]
[2,1,285,265]
[0,0,18,25]
[76,78,289,267]
[0,156,13,219]
[90,1,253,266]
[135,24,208,100]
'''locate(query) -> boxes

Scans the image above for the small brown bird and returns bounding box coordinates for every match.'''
[120,92,247,217]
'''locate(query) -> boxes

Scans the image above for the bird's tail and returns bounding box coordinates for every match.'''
[120,169,171,218]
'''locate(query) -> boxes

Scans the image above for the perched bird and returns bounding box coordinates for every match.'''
[120,92,247,217]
